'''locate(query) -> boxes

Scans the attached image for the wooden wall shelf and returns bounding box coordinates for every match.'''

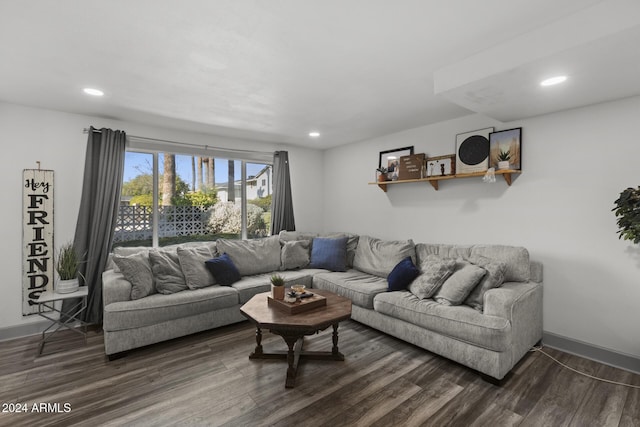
[369,169,520,192]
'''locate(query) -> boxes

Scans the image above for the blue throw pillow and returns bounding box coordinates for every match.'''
[387,256,420,291]
[308,237,348,272]
[205,253,241,286]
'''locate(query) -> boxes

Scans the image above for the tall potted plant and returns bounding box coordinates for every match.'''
[613,186,640,243]
[55,242,83,293]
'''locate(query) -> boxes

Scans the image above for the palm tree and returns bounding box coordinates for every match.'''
[191,156,196,191]
[162,153,176,206]
[207,157,215,188]
[197,157,203,191]
[227,160,235,202]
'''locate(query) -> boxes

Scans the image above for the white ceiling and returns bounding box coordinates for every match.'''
[1,0,639,149]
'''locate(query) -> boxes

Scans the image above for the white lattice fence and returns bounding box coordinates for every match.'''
[113,205,209,243]
[158,206,209,237]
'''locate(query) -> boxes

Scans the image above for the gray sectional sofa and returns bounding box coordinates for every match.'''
[102,232,542,381]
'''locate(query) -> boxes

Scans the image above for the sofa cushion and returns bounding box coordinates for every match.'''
[470,245,530,282]
[464,255,507,311]
[149,249,188,295]
[103,285,239,331]
[408,255,456,300]
[415,243,472,265]
[373,291,511,352]
[309,237,348,272]
[216,236,281,276]
[109,246,151,273]
[113,252,155,300]
[387,257,420,291]
[353,235,415,278]
[205,254,241,286]
[177,246,217,289]
[312,270,387,309]
[434,260,486,306]
[278,230,319,243]
[281,240,311,270]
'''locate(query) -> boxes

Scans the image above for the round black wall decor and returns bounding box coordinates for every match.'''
[458,135,490,166]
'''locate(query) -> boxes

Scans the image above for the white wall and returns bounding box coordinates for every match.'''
[0,101,323,331]
[322,95,640,359]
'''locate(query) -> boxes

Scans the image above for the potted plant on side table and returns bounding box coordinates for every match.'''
[55,242,84,294]
[271,274,285,300]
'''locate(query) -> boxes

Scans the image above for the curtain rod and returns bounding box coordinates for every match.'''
[82,127,273,157]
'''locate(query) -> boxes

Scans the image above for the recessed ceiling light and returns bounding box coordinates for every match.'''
[308,131,320,138]
[83,87,104,96]
[540,76,567,87]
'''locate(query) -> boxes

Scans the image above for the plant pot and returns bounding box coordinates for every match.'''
[56,278,79,294]
[497,161,510,170]
[377,174,387,183]
[271,284,285,300]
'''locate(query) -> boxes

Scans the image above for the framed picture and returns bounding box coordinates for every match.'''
[379,146,413,181]
[455,127,494,174]
[489,128,521,170]
[426,154,455,177]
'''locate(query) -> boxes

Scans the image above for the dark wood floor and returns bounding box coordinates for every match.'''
[0,320,638,427]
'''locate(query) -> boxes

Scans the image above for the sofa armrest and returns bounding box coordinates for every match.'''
[484,281,543,365]
[102,269,132,306]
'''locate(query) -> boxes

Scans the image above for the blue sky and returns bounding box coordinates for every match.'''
[123,152,267,185]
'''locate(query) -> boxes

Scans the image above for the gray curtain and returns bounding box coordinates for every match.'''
[62,127,126,324]
[271,151,295,234]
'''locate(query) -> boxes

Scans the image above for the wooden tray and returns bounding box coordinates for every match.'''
[267,293,327,315]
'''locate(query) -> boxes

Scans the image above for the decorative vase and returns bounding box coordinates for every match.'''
[271,285,285,300]
[497,161,510,170]
[56,278,79,294]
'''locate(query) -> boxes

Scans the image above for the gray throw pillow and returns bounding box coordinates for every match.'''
[110,246,151,272]
[217,236,281,276]
[464,255,507,311]
[470,245,530,282]
[177,246,217,289]
[281,240,310,270]
[353,235,416,278]
[113,252,155,300]
[434,260,486,306]
[149,250,188,294]
[408,255,457,299]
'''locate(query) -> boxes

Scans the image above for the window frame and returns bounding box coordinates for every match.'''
[121,143,272,247]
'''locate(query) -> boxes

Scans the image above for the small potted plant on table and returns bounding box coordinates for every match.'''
[55,242,84,294]
[271,274,285,300]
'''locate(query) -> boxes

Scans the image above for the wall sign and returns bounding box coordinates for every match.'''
[23,169,54,315]
[398,153,425,180]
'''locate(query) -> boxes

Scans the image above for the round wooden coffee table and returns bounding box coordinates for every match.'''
[240,289,352,388]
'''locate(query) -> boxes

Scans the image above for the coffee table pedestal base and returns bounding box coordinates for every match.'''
[249,324,344,388]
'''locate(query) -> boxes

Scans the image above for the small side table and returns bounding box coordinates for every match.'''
[36,286,89,355]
